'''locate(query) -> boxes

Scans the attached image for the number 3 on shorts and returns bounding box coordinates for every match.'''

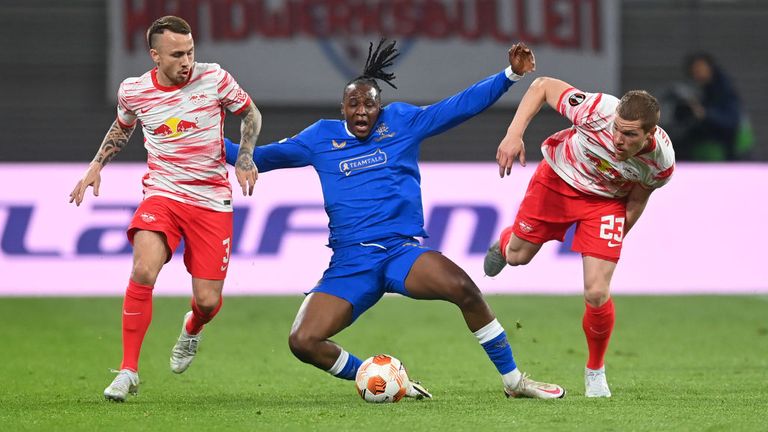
[599,215,625,247]
[220,237,231,272]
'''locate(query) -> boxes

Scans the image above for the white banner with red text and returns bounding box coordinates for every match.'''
[108,0,619,105]
[0,163,766,296]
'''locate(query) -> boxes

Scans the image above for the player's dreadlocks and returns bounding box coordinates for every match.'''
[345,39,400,96]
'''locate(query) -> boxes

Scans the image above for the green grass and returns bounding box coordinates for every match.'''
[1,296,767,431]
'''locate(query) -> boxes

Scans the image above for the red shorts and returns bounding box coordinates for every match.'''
[127,196,233,280]
[513,161,626,262]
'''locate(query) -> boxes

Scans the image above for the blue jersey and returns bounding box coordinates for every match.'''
[228,68,519,248]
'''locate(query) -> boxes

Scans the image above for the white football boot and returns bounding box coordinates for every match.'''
[504,373,565,399]
[405,380,433,399]
[483,240,507,277]
[104,369,139,402]
[170,311,201,374]
[585,366,612,397]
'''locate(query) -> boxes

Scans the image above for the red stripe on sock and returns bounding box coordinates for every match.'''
[185,296,223,335]
[582,298,615,370]
[119,280,154,372]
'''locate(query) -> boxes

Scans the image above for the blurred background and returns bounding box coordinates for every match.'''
[1,0,766,295]
[1,0,766,162]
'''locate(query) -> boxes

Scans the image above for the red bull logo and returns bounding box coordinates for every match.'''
[585,152,622,180]
[152,117,198,138]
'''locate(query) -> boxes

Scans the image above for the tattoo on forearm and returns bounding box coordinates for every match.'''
[93,121,135,166]
[236,104,262,170]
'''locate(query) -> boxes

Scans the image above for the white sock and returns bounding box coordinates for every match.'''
[473,318,504,344]
[502,368,522,389]
[327,349,349,376]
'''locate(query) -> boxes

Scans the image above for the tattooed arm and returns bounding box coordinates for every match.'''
[93,120,136,166]
[234,101,262,196]
[69,120,136,206]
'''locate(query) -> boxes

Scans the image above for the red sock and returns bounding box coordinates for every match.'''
[185,296,223,335]
[582,298,615,370]
[499,226,515,260]
[120,280,154,372]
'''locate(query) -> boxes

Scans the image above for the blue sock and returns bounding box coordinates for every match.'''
[475,319,517,375]
[327,349,363,380]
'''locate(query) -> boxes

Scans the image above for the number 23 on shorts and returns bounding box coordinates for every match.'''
[599,215,624,248]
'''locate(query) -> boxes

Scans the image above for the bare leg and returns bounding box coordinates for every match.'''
[120,230,168,371]
[405,251,493,331]
[404,251,564,398]
[288,292,354,370]
[505,233,543,266]
[582,255,616,307]
[582,255,617,397]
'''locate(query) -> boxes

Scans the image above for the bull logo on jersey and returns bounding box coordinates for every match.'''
[585,152,621,180]
[339,148,388,176]
[140,212,156,223]
[189,93,208,105]
[152,117,199,138]
[568,93,586,106]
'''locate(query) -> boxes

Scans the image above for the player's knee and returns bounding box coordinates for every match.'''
[449,276,484,310]
[584,285,610,307]
[130,260,160,285]
[505,251,533,266]
[194,292,220,311]
[288,329,319,362]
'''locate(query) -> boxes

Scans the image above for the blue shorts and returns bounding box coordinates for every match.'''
[310,237,434,321]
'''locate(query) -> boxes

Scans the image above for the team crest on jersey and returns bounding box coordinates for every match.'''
[189,93,208,105]
[518,220,534,233]
[332,139,347,149]
[374,122,396,142]
[339,148,387,176]
[140,212,156,223]
[568,93,586,106]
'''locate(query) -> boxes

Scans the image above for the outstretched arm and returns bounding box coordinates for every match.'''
[224,135,313,173]
[69,120,136,206]
[496,76,572,177]
[234,101,262,196]
[412,43,536,138]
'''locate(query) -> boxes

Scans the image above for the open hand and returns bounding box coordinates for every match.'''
[235,156,258,196]
[69,162,102,206]
[496,133,526,178]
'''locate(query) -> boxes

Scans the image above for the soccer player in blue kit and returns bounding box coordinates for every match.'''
[226,40,565,399]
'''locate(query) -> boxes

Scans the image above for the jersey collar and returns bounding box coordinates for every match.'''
[151,64,194,92]
[636,133,657,156]
[343,121,355,138]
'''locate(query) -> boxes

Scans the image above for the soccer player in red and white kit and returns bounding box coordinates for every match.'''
[69,16,261,402]
[484,76,675,397]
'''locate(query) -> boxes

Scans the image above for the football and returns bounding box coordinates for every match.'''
[355,354,409,403]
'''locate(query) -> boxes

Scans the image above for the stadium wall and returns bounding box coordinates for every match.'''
[1,163,765,296]
[0,0,766,163]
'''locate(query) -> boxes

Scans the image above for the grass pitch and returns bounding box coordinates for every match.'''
[1,295,766,431]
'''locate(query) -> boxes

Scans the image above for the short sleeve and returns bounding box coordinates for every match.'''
[643,128,676,189]
[214,65,251,115]
[557,87,618,132]
[116,81,137,128]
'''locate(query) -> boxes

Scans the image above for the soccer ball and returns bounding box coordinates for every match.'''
[355,354,409,403]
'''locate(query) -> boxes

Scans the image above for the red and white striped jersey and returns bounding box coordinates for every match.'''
[116,62,251,212]
[541,87,675,198]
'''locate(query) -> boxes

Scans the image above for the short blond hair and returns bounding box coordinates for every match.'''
[617,90,660,132]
